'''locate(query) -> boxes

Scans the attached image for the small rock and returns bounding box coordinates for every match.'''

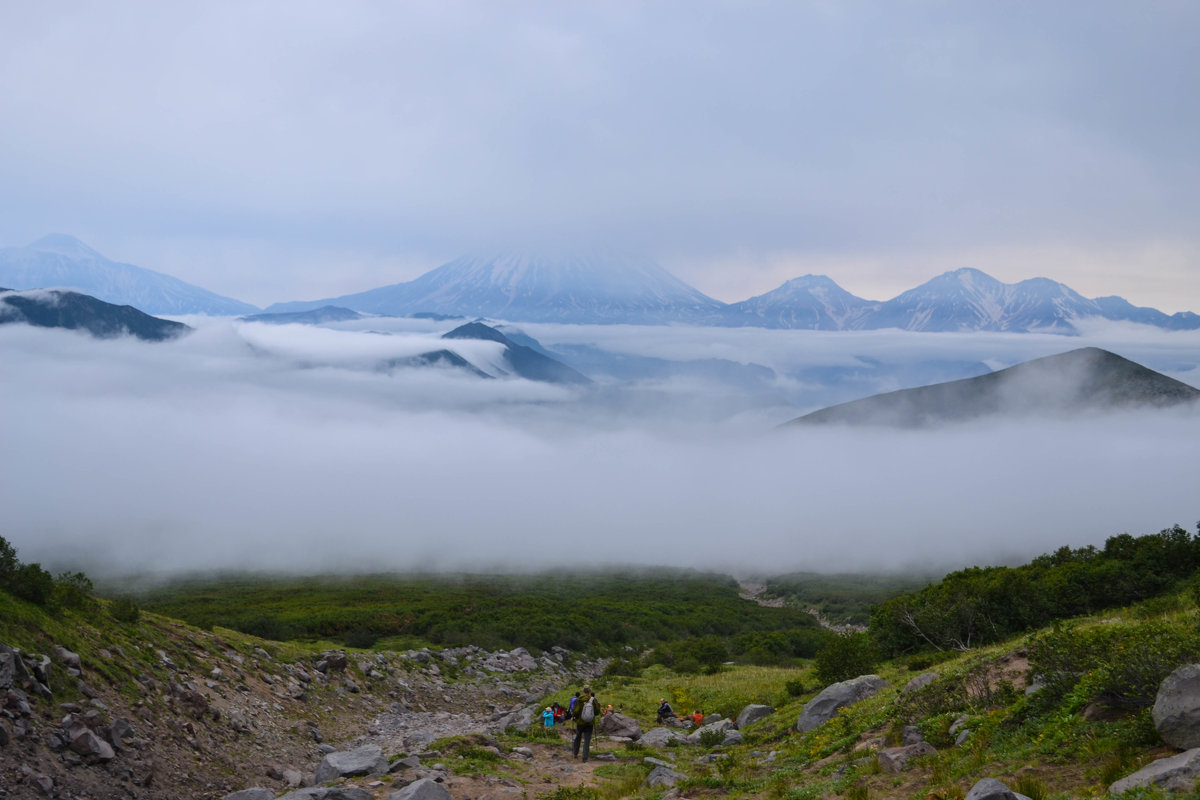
[877,742,936,773]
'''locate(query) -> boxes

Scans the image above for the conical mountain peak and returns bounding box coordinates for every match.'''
[28,233,104,260]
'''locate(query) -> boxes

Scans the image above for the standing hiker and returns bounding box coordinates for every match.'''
[571,685,600,762]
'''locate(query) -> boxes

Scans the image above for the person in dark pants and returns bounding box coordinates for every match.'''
[571,686,599,762]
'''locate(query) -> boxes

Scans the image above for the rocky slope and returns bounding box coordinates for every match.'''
[0,619,603,800]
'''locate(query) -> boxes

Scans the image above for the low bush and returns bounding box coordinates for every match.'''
[815,632,877,685]
[1027,619,1200,711]
[110,596,141,623]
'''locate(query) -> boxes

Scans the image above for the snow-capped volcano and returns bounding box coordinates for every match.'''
[267,252,727,324]
[0,235,258,316]
[860,268,1097,333]
[726,274,877,329]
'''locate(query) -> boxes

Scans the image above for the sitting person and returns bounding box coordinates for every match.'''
[691,710,704,727]
[656,698,675,723]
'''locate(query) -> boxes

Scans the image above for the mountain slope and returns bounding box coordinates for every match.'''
[441,321,591,385]
[788,347,1200,427]
[267,252,727,324]
[0,287,191,341]
[725,275,877,329]
[0,234,258,316]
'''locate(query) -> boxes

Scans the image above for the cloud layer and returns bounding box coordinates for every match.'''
[3,319,1198,579]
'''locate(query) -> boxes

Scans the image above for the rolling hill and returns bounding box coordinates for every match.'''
[787,347,1200,427]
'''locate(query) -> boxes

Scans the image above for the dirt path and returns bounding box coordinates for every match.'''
[354,709,613,800]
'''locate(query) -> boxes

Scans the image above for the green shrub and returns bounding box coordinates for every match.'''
[344,627,379,649]
[603,657,641,677]
[785,677,806,696]
[1027,619,1200,710]
[815,632,877,685]
[9,562,54,605]
[53,571,96,611]
[699,727,726,747]
[110,596,141,623]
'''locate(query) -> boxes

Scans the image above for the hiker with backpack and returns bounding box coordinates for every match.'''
[571,685,600,762]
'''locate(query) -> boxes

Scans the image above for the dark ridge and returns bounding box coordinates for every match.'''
[788,347,1200,428]
[0,289,191,341]
[383,349,492,379]
[441,321,591,385]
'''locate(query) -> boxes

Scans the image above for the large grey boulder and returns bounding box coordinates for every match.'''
[598,711,642,740]
[964,778,1033,800]
[686,718,736,745]
[643,765,685,788]
[796,675,888,732]
[902,673,940,693]
[221,790,276,800]
[1153,664,1200,749]
[735,704,774,729]
[387,778,453,800]
[640,727,687,747]
[313,745,389,784]
[877,742,936,773]
[1110,748,1200,794]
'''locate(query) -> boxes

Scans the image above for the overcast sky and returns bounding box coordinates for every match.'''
[1,2,1198,310]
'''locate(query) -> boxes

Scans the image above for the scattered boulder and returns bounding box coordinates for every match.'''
[53,646,83,672]
[902,673,940,693]
[640,727,687,747]
[313,745,388,784]
[1153,664,1200,749]
[686,719,739,743]
[643,765,686,788]
[902,726,924,746]
[598,711,642,740]
[796,675,888,732]
[877,742,936,773]
[278,789,374,800]
[222,790,276,800]
[321,651,349,672]
[964,778,1033,800]
[387,778,453,800]
[1110,747,1200,794]
[388,755,423,773]
[736,704,774,729]
[494,706,535,731]
[68,727,116,762]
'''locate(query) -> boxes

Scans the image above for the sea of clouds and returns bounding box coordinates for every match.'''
[2,317,1198,579]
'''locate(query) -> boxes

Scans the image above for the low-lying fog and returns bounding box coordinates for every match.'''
[3,317,1198,579]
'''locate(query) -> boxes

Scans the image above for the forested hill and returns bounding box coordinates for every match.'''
[132,569,823,654]
[870,523,1200,656]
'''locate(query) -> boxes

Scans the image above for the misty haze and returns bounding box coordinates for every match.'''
[3,312,1198,579]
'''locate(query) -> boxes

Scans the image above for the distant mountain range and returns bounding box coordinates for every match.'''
[0,287,191,341]
[269,255,1199,334]
[788,348,1200,427]
[6,236,1198,333]
[0,235,258,316]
